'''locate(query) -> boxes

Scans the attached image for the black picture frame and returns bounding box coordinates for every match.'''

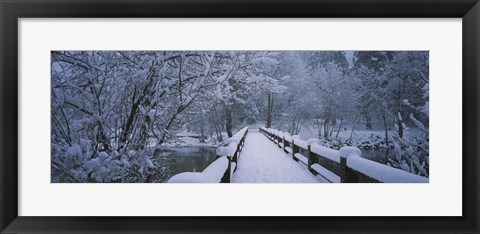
[1,0,479,233]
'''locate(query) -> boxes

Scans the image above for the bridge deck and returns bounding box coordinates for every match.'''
[232,130,323,183]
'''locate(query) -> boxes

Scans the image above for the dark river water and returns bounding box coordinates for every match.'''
[150,146,218,183]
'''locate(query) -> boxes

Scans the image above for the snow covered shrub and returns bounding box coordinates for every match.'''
[51,145,159,183]
[389,113,429,177]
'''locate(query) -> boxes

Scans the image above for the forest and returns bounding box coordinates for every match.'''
[51,50,429,183]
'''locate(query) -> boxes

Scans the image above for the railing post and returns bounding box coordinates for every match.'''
[282,136,286,152]
[292,139,299,161]
[233,144,240,164]
[277,132,281,148]
[339,146,362,183]
[307,144,318,174]
[239,135,244,151]
[220,156,232,183]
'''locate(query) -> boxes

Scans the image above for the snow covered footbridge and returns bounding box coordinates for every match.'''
[168,127,428,183]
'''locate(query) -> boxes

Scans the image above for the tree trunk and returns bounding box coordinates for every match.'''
[329,117,335,137]
[289,114,297,135]
[349,119,356,142]
[365,114,372,129]
[226,105,233,138]
[96,121,111,153]
[335,118,343,138]
[266,92,274,128]
[323,116,330,139]
[158,111,180,145]
[316,118,323,138]
[199,113,205,143]
[396,112,404,139]
[212,104,223,142]
[382,113,389,145]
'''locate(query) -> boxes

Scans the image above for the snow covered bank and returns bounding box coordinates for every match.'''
[161,131,228,147]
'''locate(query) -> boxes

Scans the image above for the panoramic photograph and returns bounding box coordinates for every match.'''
[51,51,429,183]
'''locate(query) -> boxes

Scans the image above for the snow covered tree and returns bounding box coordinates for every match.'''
[271,52,312,135]
[307,52,353,139]
[247,52,287,128]
[352,51,394,129]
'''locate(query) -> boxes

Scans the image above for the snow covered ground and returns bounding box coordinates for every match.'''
[297,122,424,150]
[161,131,229,147]
[232,130,324,183]
[300,123,386,144]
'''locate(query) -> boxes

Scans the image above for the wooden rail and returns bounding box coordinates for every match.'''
[216,127,249,183]
[167,127,248,183]
[260,127,428,183]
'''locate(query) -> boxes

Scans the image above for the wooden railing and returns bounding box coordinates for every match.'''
[260,127,428,183]
[167,127,248,183]
[216,127,249,182]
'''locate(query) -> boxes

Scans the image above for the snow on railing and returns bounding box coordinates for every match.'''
[259,127,428,183]
[310,143,340,163]
[167,127,249,183]
[341,149,429,183]
[167,156,229,183]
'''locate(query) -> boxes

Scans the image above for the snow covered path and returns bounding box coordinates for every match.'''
[232,130,322,183]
